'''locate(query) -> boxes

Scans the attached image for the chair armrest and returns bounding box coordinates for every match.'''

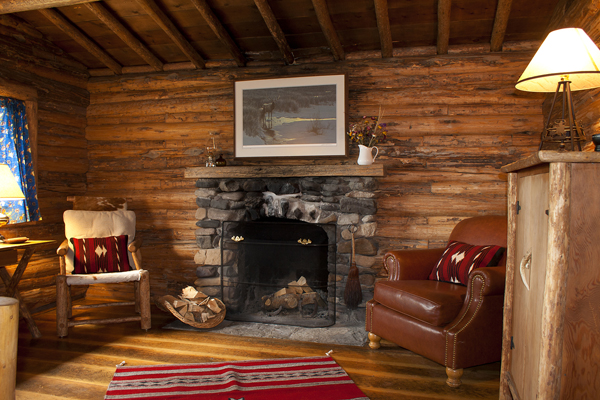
[443,266,506,368]
[57,239,69,275]
[57,239,69,256]
[469,266,506,296]
[128,237,143,253]
[384,248,445,281]
[129,237,143,270]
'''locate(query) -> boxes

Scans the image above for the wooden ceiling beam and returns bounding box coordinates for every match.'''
[490,0,513,52]
[253,0,295,65]
[311,0,344,61]
[190,0,246,67]
[0,0,98,14]
[373,0,393,58]
[84,2,163,72]
[437,0,451,55]
[134,0,205,69]
[38,8,122,74]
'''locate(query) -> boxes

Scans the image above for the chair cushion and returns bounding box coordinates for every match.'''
[70,235,132,274]
[428,241,505,285]
[374,280,467,327]
[64,209,136,274]
[65,269,143,285]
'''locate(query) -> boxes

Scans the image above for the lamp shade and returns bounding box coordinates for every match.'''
[0,164,25,200]
[516,28,600,92]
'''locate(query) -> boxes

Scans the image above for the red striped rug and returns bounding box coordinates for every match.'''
[105,356,369,400]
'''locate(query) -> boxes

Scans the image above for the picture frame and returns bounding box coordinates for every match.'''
[234,74,347,158]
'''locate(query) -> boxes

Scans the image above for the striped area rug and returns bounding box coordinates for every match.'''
[105,356,369,400]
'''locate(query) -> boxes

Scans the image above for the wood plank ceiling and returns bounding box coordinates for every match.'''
[1,0,562,75]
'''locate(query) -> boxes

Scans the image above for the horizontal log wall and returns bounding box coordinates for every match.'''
[86,51,544,301]
[0,22,89,311]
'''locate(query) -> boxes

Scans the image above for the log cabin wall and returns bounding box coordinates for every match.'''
[0,18,90,310]
[85,48,544,304]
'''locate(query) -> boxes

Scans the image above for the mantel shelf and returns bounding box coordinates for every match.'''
[184,164,385,179]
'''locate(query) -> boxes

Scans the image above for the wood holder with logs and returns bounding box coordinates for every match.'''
[261,276,327,317]
[157,286,226,328]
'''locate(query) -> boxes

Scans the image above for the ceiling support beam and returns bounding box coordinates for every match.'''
[190,0,246,67]
[373,0,393,58]
[0,0,99,14]
[490,0,513,52]
[135,0,205,69]
[39,8,122,74]
[253,0,295,65]
[311,0,344,61]
[84,2,163,72]
[437,0,451,55]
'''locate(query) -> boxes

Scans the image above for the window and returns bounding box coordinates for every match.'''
[0,81,40,224]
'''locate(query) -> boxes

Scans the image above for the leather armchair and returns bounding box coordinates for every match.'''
[366,216,507,388]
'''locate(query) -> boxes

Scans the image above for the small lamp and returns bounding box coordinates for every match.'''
[516,27,600,151]
[0,164,26,240]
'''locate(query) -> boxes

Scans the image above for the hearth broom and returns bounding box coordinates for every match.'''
[344,225,362,309]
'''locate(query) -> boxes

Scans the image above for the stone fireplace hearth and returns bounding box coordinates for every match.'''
[187,165,384,324]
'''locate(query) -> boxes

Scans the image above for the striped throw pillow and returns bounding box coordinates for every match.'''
[70,235,131,274]
[428,241,505,285]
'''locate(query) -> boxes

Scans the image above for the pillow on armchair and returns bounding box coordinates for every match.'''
[428,240,505,285]
[64,210,136,274]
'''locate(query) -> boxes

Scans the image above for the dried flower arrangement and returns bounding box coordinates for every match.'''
[347,108,388,147]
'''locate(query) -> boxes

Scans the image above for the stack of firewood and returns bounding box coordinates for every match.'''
[261,276,327,311]
[158,286,225,327]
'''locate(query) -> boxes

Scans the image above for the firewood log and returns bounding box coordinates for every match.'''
[263,293,299,310]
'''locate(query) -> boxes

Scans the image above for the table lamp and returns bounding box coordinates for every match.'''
[0,164,25,240]
[516,27,600,150]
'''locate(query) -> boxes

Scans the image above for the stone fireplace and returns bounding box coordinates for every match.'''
[187,165,383,324]
[221,218,336,327]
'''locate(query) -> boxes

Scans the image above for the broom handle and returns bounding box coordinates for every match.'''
[350,225,357,263]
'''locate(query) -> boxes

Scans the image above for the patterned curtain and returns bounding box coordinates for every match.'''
[0,96,41,223]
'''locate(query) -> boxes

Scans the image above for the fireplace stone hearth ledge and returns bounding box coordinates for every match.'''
[184,164,384,342]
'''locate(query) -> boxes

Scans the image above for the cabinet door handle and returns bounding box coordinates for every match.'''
[519,250,532,290]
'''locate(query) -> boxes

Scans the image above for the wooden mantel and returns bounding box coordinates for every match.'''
[184,164,385,179]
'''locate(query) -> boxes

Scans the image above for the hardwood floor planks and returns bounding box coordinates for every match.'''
[15,302,501,399]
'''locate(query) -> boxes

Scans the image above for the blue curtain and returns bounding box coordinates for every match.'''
[0,96,41,223]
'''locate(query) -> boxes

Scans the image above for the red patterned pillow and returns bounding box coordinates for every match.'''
[428,241,505,285]
[70,235,132,274]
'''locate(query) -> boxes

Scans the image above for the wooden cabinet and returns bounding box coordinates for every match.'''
[499,151,600,400]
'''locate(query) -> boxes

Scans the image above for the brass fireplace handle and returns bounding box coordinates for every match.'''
[231,236,244,242]
[298,238,312,245]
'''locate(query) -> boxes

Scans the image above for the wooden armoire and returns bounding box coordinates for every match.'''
[499,151,600,399]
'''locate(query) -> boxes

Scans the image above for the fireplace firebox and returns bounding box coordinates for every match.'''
[221,219,336,327]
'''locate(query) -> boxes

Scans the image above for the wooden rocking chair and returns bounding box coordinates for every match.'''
[56,196,151,337]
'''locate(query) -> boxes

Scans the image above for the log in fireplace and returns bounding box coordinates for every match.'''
[221,218,336,327]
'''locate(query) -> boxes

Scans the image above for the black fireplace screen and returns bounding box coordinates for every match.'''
[221,219,336,327]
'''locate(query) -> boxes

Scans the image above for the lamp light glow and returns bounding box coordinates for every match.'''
[0,164,26,234]
[516,28,600,92]
[0,164,26,200]
[516,28,600,150]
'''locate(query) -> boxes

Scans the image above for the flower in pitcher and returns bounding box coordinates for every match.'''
[347,109,387,147]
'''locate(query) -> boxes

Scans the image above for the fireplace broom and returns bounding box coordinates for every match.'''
[344,225,362,309]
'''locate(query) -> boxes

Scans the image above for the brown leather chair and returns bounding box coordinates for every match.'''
[366,216,507,388]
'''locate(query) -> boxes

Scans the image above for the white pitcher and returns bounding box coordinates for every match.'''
[357,144,378,165]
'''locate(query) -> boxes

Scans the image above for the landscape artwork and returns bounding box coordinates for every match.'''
[234,75,347,158]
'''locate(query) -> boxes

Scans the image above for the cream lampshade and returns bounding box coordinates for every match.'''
[516,27,600,150]
[0,164,26,230]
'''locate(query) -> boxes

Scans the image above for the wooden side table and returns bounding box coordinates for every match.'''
[0,240,55,339]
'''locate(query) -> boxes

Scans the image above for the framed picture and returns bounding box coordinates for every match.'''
[234,74,347,158]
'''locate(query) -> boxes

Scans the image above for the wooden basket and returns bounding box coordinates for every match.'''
[160,297,226,329]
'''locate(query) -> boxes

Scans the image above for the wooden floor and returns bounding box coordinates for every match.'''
[15,300,501,400]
